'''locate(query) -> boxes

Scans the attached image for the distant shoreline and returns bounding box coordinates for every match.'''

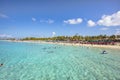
[7,40,120,49]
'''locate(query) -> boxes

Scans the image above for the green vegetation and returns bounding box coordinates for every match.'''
[21,35,120,43]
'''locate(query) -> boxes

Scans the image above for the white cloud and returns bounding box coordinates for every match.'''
[0,13,9,18]
[115,29,120,35]
[87,20,96,27]
[97,11,120,27]
[40,19,54,24]
[0,34,12,38]
[64,18,83,24]
[100,28,109,31]
[32,17,36,22]
[47,19,54,24]
[116,29,120,31]
[52,32,56,37]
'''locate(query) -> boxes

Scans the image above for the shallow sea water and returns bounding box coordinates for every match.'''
[0,41,120,80]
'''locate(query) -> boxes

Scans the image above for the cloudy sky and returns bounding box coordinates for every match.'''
[0,0,120,38]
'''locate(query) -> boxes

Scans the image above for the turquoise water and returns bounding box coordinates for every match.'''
[0,41,120,80]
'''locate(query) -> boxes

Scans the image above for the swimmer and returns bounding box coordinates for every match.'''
[0,63,3,67]
[101,50,107,54]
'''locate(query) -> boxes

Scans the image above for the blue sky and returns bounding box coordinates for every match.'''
[0,0,120,38]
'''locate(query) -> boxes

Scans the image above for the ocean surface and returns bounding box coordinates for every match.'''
[0,41,120,80]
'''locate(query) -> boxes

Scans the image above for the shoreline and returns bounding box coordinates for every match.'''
[8,40,120,49]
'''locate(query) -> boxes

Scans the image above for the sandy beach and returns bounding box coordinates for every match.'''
[10,40,120,49]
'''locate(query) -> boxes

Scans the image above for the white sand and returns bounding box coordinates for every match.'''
[10,40,120,49]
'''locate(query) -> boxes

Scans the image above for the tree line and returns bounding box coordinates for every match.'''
[21,35,120,42]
